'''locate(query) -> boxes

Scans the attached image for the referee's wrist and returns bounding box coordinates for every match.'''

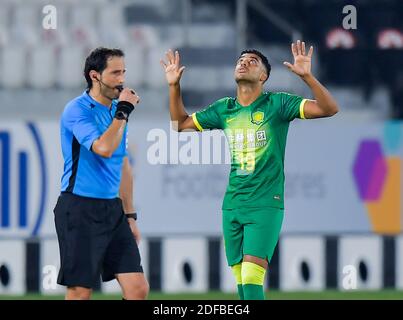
[125,212,137,221]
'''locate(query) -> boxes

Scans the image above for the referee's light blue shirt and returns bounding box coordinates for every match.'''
[60,91,128,199]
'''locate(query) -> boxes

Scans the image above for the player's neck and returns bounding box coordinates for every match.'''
[88,88,112,108]
[236,84,263,107]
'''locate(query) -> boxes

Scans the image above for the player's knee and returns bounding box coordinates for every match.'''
[124,279,149,300]
[66,287,92,300]
[138,279,150,298]
[241,262,266,285]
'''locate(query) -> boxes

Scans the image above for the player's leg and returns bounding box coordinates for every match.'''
[231,263,243,300]
[241,208,284,300]
[116,273,149,300]
[102,199,149,300]
[222,209,244,299]
[241,256,267,300]
[66,287,92,300]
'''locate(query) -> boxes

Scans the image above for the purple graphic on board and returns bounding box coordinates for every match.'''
[353,140,387,201]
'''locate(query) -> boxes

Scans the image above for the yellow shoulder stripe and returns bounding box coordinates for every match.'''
[299,99,307,119]
[191,113,203,131]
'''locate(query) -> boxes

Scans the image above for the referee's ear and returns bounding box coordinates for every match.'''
[89,70,100,83]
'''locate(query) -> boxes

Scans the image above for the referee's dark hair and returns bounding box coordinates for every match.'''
[84,47,125,89]
[239,49,271,83]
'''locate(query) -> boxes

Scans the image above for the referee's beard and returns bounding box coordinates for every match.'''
[99,82,120,102]
[89,83,119,107]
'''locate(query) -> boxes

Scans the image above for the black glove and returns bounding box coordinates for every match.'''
[115,101,135,121]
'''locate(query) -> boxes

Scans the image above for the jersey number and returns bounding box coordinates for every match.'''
[238,152,255,172]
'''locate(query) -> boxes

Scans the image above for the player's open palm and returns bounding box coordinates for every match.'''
[284,40,313,78]
[160,49,185,86]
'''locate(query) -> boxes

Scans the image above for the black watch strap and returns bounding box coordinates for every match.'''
[126,213,137,221]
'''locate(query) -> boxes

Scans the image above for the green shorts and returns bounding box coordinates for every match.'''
[222,207,284,266]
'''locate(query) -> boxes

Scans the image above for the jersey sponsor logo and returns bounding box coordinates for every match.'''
[256,130,266,141]
[0,123,47,237]
[227,129,268,150]
[251,111,264,125]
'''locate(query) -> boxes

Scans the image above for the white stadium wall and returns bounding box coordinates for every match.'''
[280,236,326,291]
[0,241,25,295]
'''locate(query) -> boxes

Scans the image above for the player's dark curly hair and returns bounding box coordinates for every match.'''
[84,47,124,89]
[239,49,271,83]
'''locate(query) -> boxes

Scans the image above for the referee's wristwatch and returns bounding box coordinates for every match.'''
[126,213,137,221]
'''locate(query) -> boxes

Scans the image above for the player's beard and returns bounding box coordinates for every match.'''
[235,70,253,84]
[235,71,263,86]
[235,76,255,85]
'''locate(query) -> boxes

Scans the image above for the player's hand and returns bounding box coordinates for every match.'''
[283,40,313,79]
[160,49,186,86]
[119,87,140,106]
[127,218,141,245]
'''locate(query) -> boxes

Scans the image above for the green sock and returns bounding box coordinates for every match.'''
[241,262,266,300]
[237,284,244,300]
[242,284,265,300]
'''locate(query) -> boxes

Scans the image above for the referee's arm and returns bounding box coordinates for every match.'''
[119,156,135,213]
[91,119,127,158]
[92,88,139,158]
[119,156,141,243]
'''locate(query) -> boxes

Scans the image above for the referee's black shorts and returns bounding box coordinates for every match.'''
[53,192,143,288]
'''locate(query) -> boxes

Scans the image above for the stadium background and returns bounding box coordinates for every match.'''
[0,0,402,299]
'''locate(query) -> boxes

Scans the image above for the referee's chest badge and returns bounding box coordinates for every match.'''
[251,111,265,125]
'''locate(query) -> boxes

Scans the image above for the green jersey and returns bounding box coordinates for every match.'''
[192,92,307,210]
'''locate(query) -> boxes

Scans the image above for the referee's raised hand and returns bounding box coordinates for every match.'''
[119,87,140,105]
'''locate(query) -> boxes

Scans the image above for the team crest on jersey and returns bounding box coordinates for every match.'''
[251,111,264,125]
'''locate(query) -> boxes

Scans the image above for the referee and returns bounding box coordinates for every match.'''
[54,47,149,300]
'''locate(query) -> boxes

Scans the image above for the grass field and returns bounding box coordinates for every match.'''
[1,290,403,300]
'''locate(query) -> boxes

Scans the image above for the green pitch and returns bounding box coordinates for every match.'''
[1,290,403,300]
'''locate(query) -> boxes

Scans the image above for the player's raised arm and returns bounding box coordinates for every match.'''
[283,40,339,119]
[160,49,198,131]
